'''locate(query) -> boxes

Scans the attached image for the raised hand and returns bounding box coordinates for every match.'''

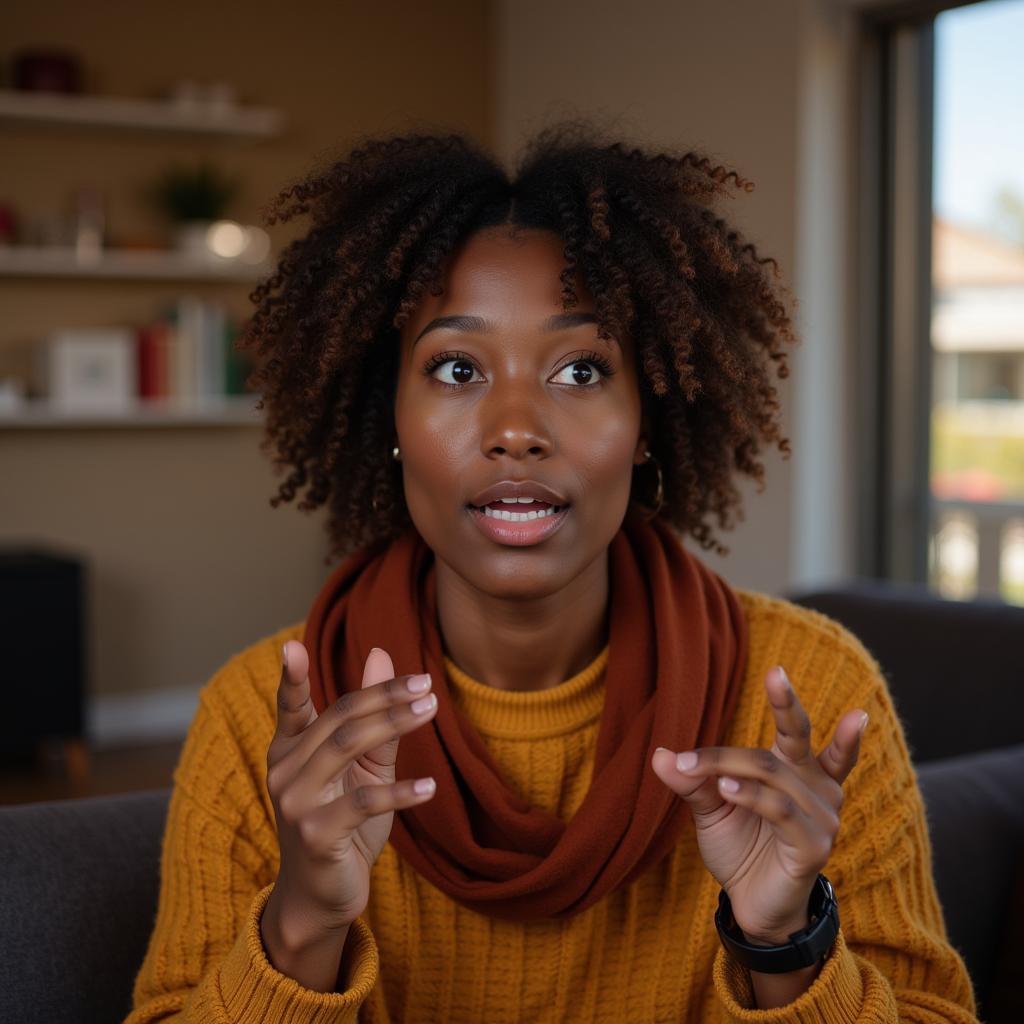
[651,665,868,945]
[265,641,440,939]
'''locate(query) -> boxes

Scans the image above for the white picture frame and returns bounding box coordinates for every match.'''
[34,328,136,410]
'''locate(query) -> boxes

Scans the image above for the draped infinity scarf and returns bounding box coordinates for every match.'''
[304,506,749,921]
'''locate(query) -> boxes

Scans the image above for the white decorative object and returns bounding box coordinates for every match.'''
[173,220,214,257]
[33,328,136,410]
[0,377,26,413]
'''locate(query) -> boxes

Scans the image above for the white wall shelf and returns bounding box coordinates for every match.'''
[0,245,272,283]
[0,88,284,138]
[0,394,264,429]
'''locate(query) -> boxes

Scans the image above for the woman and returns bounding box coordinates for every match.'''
[127,123,978,1022]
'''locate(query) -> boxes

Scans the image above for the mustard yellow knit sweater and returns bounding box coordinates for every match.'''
[126,588,978,1023]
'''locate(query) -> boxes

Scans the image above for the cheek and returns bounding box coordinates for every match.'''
[396,406,474,504]
[564,405,641,490]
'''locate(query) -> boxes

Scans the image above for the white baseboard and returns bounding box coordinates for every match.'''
[87,685,202,749]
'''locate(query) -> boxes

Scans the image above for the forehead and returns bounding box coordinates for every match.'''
[401,227,594,336]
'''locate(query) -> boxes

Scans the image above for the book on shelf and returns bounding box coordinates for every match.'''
[21,297,257,415]
[138,297,254,404]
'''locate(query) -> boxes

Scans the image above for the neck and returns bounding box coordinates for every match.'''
[434,550,609,692]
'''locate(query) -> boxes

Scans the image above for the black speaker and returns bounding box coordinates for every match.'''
[0,546,87,761]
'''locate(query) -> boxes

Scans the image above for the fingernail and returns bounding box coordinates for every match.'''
[370,647,384,656]
[777,666,791,688]
[411,693,437,715]
[858,712,869,735]
[654,746,670,754]
[719,776,740,793]
[282,644,288,669]
[677,750,698,771]
[414,777,436,796]
[407,673,431,693]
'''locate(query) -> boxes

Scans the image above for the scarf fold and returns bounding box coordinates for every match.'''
[304,505,748,921]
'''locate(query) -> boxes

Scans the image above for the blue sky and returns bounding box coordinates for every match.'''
[934,0,1024,234]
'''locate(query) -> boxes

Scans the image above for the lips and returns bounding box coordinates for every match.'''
[467,480,570,510]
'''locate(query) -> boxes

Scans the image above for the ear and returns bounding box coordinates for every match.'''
[633,413,653,465]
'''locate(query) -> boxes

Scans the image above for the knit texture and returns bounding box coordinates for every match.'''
[126,588,979,1023]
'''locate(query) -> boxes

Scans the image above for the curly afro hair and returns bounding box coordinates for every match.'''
[239,120,797,565]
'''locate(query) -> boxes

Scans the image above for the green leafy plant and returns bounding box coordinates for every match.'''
[147,160,242,222]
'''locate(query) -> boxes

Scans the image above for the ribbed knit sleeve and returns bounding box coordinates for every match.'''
[710,597,979,1022]
[124,651,380,1023]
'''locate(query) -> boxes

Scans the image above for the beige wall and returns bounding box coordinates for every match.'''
[1,1,493,722]
[495,0,803,594]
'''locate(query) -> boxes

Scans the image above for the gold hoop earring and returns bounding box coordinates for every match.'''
[372,445,401,513]
[635,449,664,520]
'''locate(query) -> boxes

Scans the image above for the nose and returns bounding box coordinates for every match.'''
[479,379,553,460]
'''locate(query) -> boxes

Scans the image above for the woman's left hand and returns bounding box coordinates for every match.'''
[651,665,868,945]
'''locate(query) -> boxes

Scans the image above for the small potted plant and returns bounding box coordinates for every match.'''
[146,160,242,256]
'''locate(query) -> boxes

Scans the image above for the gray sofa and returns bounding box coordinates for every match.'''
[788,581,1024,1023]
[0,582,1022,1023]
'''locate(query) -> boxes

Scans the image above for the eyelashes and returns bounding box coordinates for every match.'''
[421,349,617,390]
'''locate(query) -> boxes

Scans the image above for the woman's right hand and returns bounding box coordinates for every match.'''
[266,640,439,936]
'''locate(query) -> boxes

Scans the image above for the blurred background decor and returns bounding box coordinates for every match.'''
[145,159,247,258]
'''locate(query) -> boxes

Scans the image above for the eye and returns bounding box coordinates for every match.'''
[551,351,616,387]
[423,351,484,389]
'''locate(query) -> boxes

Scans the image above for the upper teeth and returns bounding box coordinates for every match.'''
[498,497,544,504]
[484,505,558,521]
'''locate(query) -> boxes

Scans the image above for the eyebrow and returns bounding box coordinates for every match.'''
[412,311,615,348]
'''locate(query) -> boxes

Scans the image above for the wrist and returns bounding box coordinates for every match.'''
[739,914,812,949]
[264,884,352,954]
[261,889,355,994]
[715,874,840,977]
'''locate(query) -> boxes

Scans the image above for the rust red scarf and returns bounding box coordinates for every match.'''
[304,506,748,921]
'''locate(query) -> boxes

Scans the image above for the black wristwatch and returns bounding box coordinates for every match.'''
[715,873,839,975]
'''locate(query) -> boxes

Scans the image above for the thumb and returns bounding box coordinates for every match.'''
[359,647,401,779]
[652,747,725,820]
[361,646,395,690]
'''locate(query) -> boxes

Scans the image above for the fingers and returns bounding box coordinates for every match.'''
[817,708,870,785]
[298,776,437,852]
[651,748,727,821]
[359,648,403,772]
[363,647,394,689]
[285,688,439,809]
[765,666,813,764]
[269,644,434,788]
[713,773,836,863]
[275,641,317,739]
[659,745,839,835]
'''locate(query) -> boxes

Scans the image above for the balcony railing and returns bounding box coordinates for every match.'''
[928,497,1024,604]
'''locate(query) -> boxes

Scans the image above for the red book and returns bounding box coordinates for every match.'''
[137,321,171,399]
[136,325,158,399]
[152,320,170,398]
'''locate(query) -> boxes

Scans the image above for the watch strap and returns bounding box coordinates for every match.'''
[714,873,840,975]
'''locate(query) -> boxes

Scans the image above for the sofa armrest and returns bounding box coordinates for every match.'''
[916,743,1024,1021]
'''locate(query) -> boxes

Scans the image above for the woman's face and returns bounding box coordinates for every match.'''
[394,226,648,599]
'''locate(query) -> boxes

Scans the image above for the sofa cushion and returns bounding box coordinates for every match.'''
[0,787,170,1024]
[788,582,1024,762]
[916,743,1024,1019]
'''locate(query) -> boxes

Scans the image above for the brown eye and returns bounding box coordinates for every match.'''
[450,360,475,384]
[424,353,482,388]
[551,357,612,387]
